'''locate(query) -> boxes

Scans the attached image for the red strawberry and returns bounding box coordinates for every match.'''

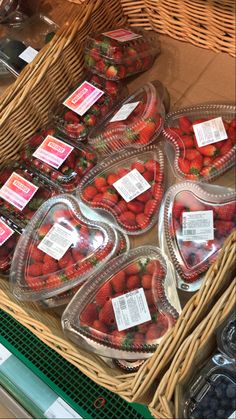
[117,168,129,178]
[142,274,152,289]
[117,66,126,78]
[105,80,118,96]
[27,263,43,277]
[145,160,160,174]
[119,211,136,226]
[38,223,51,239]
[92,193,103,205]
[80,303,98,326]
[136,213,149,229]
[178,157,190,174]
[64,111,79,123]
[133,332,144,346]
[189,156,203,175]
[71,248,84,262]
[92,320,108,333]
[58,253,73,269]
[127,201,144,214]
[127,275,140,290]
[142,170,154,182]
[106,65,118,78]
[138,121,157,144]
[185,149,201,161]
[30,246,44,262]
[42,259,58,275]
[227,127,236,143]
[203,156,213,166]
[182,135,194,148]
[145,322,165,341]
[96,282,112,306]
[200,166,217,178]
[107,174,119,185]
[94,176,107,190]
[136,190,152,203]
[102,188,119,205]
[173,202,186,219]
[220,139,233,155]
[144,200,156,217]
[145,290,155,307]
[115,200,128,215]
[99,300,115,326]
[214,202,236,221]
[131,161,145,173]
[125,262,142,275]
[215,220,234,237]
[230,119,236,129]
[198,144,220,157]
[178,116,193,133]
[112,271,126,293]
[83,185,98,201]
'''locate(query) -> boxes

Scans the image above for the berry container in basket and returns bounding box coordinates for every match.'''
[62,246,181,360]
[0,161,61,227]
[10,194,118,301]
[159,182,236,292]
[0,214,22,277]
[40,228,130,309]
[84,28,161,80]
[163,104,236,182]
[217,309,236,361]
[20,126,97,193]
[51,74,127,142]
[88,80,168,156]
[77,145,165,235]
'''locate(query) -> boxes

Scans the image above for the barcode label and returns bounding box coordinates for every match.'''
[38,223,74,260]
[112,288,151,331]
[110,102,139,122]
[44,397,82,418]
[182,210,214,241]
[113,168,150,202]
[193,117,228,147]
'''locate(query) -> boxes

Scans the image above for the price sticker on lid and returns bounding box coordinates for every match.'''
[193,117,228,147]
[0,172,39,211]
[110,102,140,122]
[182,210,214,241]
[38,223,74,260]
[33,135,74,169]
[102,29,142,42]
[63,81,104,116]
[113,168,150,202]
[0,219,14,246]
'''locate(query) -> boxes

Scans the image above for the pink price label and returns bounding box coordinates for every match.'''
[63,81,104,116]
[0,219,14,246]
[102,29,142,42]
[0,172,39,211]
[33,135,74,169]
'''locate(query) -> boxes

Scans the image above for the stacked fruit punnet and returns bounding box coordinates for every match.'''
[88,82,165,155]
[164,114,236,181]
[79,149,165,234]
[0,216,21,276]
[84,29,160,80]
[21,127,97,192]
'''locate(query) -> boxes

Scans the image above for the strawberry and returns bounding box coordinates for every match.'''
[189,156,203,175]
[136,213,149,229]
[220,139,233,155]
[178,116,193,133]
[99,300,115,326]
[115,200,128,215]
[42,259,58,275]
[178,158,190,174]
[144,200,156,217]
[117,66,126,78]
[138,120,156,144]
[185,149,201,161]
[64,111,79,123]
[38,223,51,239]
[127,201,144,214]
[117,168,129,178]
[119,211,136,226]
[142,274,152,289]
[173,202,186,219]
[80,303,98,326]
[92,320,108,333]
[182,135,194,148]
[203,156,213,167]
[96,282,112,306]
[106,65,118,78]
[227,126,236,143]
[127,275,140,290]
[200,166,217,178]
[112,271,126,293]
[92,193,103,205]
[94,175,107,190]
[214,202,236,221]
[145,160,160,174]
[131,161,145,173]
[107,174,119,185]
[136,190,152,203]
[133,332,144,346]
[215,220,234,237]
[198,144,220,157]
[30,245,44,262]
[230,119,236,129]
[105,80,118,96]
[102,188,119,205]
[83,185,98,201]
[58,253,73,269]
[27,263,43,277]
[145,290,155,307]
[142,170,154,182]
[125,262,142,275]
[71,248,84,262]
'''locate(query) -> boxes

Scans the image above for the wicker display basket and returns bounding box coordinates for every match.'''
[0,0,235,404]
[149,276,236,418]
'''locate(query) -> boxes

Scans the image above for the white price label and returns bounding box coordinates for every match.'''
[182,210,214,241]
[193,117,228,147]
[112,288,151,331]
[0,344,11,365]
[113,168,150,202]
[38,223,74,260]
[110,102,140,122]
[44,397,82,418]
[228,411,236,419]
[19,46,38,64]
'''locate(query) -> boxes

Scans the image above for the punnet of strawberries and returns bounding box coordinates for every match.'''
[62,247,180,358]
[164,107,236,182]
[0,215,22,276]
[52,74,126,140]
[88,81,166,155]
[10,195,118,301]
[84,28,160,80]
[160,182,236,290]
[20,127,97,193]
[0,162,60,226]
[78,146,165,234]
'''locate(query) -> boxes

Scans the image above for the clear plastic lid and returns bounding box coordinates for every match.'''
[159,182,236,291]
[84,27,160,80]
[88,81,168,156]
[62,246,181,360]
[217,310,236,361]
[0,161,61,227]
[10,194,118,301]
[163,104,236,182]
[40,228,130,309]
[20,126,98,193]
[0,214,22,276]
[77,145,165,235]
[51,74,127,141]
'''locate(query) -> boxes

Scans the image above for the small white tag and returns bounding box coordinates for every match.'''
[193,117,228,147]
[19,46,38,64]
[38,223,74,260]
[0,344,11,365]
[110,102,140,122]
[182,210,214,241]
[112,288,151,332]
[113,168,150,203]
[44,397,82,419]
[228,411,236,419]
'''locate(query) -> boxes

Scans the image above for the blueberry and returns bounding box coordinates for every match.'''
[215,387,224,398]
[209,399,219,410]
[216,409,226,418]
[220,399,228,408]
[231,398,236,409]
[206,414,215,419]
[200,398,209,408]
[204,409,213,418]
[226,383,236,398]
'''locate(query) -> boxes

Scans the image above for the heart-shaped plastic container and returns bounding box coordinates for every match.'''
[159,182,236,291]
[0,161,61,227]
[20,126,97,193]
[10,194,118,301]
[88,81,169,156]
[77,145,165,235]
[163,104,236,182]
[62,246,181,360]
[84,27,160,80]
[0,214,22,276]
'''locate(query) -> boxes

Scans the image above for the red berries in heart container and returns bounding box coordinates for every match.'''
[163,104,236,182]
[88,81,168,156]
[84,28,160,80]
[0,215,22,276]
[62,246,180,360]
[20,126,97,193]
[159,182,236,291]
[0,162,61,227]
[10,195,118,301]
[77,145,165,235]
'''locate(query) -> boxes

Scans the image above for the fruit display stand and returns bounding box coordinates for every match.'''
[0,0,235,407]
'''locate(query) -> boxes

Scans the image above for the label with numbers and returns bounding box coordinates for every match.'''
[33,135,74,169]
[182,210,214,241]
[102,28,142,42]
[63,81,104,116]
[112,288,151,331]
[38,223,74,260]
[19,46,38,63]
[193,117,228,147]
[0,172,38,211]
[44,397,82,418]
[113,168,150,202]
[110,102,139,122]
[0,344,11,366]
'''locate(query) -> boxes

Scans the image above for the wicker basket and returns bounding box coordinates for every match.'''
[0,0,235,404]
[149,277,236,418]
